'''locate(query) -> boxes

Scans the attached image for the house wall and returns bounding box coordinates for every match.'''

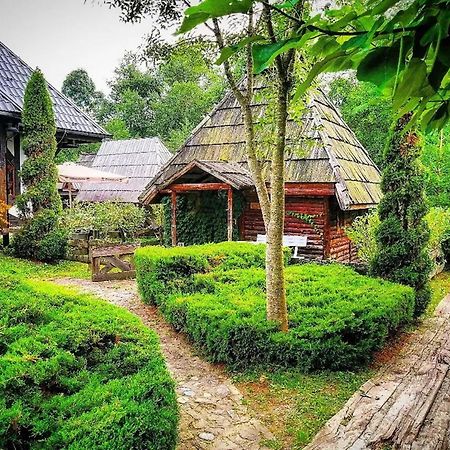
[0,121,7,207]
[239,193,329,260]
[239,193,363,262]
[328,197,361,263]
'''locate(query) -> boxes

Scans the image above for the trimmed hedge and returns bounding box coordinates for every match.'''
[0,275,178,449]
[136,243,415,371]
[135,242,291,305]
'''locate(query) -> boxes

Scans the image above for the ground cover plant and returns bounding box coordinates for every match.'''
[0,262,178,449]
[0,253,89,280]
[136,243,415,371]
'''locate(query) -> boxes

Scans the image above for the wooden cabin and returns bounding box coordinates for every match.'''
[141,82,382,262]
[76,137,171,203]
[0,41,109,241]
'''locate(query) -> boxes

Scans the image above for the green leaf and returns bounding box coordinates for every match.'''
[215,35,266,65]
[368,0,402,16]
[177,0,253,34]
[252,33,315,74]
[422,102,450,131]
[393,59,429,109]
[356,44,403,87]
[276,0,301,9]
[429,59,449,91]
[294,50,347,100]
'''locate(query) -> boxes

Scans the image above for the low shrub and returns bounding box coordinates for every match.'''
[136,244,414,370]
[0,274,178,449]
[61,201,147,241]
[10,210,68,262]
[135,242,291,305]
[347,207,450,275]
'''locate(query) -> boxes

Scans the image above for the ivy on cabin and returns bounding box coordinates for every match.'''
[162,190,246,246]
[286,211,319,232]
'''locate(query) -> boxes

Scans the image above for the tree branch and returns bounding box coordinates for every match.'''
[263,3,286,79]
[211,18,246,105]
[258,0,418,37]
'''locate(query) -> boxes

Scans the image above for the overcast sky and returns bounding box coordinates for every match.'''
[0,0,161,93]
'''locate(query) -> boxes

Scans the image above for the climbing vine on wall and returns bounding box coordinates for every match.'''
[286,211,319,232]
[162,190,246,246]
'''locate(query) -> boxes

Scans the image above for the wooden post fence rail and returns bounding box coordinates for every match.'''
[89,243,140,282]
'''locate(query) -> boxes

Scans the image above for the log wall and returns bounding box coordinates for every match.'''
[240,194,327,260]
[240,194,365,262]
[329,198,360,263]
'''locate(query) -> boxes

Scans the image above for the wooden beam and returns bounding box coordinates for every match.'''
[0,123,8,246]
[323,197,331,259]
[227,187,233,241]
[13,133,20,196]
[171,190,177,247]
[285,183,335,197]
[169,182,230,192]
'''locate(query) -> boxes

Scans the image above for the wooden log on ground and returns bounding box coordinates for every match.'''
[305,296,450,450]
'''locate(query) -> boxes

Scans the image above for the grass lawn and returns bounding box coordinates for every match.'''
[0,252,89,279]
[235,369,372,449]
[427,270,450,316]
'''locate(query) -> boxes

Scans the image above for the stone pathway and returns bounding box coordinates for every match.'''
[305,295,450,450]
[55,278,273,450]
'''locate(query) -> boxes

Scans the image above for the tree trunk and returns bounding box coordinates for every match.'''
[242,103,271,229]
[265,82,289,331]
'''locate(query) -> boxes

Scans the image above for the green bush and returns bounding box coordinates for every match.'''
[10,210,68,262]
[135,242,291,305]
[0,274,178,449]
[347,208,450,276]
[136,243,414,370]
[371,114,431,317]
[11,69,64,263]
[61,201,146,240]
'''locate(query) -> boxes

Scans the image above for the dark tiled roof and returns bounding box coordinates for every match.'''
[141,81,381,210]
[0,41,108,139]
[76,137,172,203]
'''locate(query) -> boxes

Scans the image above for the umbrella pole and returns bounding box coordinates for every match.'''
[68,183,73,208]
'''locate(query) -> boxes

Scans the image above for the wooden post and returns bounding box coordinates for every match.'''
[171,190,177,247]
[13,133,20,196]
[0,123,8,246]
[227,187,233,241]
[323,197,331,259]
[68,183,73,208]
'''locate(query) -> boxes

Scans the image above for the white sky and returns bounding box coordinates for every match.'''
[0,0,164,93]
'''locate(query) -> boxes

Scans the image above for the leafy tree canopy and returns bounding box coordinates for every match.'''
[62,69,104,113]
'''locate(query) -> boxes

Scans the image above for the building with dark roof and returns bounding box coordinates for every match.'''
[77,137,172,203]
[141,81,382,262]
[0,40,109,235]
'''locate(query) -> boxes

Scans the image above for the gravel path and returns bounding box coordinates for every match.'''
[55,278,273,450]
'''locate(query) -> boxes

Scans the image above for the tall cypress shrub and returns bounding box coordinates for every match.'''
[371,113,432,316]
[11,69,67,261]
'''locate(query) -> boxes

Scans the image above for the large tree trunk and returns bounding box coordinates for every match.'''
[266,83,288,331]
[242,106,271,228]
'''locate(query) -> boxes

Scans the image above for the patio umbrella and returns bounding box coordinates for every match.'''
[57,162,129,207]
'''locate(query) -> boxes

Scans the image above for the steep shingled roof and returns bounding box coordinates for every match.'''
[76,137,172,203]
[141,83,381,210]
[0,41,108,139]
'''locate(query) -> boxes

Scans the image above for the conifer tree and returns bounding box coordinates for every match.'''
[11,69,67,261]
[371,113,432,316]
